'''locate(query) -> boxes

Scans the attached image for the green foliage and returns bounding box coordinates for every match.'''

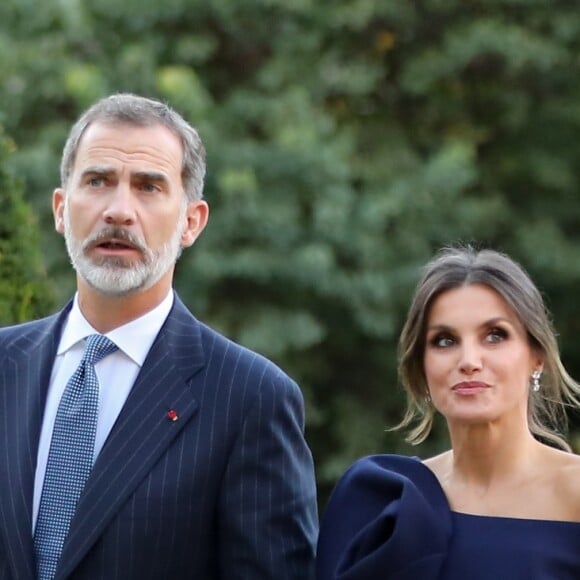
[2,0,580,505]
[0,129,54,323]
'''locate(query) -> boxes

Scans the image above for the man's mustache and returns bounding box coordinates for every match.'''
[82,227,148,254]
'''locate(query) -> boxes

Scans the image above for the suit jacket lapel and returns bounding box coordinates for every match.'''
[57,297,206,579]
[0,311,65,580]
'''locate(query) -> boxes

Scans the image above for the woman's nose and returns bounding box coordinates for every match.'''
[458,342,483,374]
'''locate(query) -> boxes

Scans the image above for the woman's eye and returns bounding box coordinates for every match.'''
[430,334,455,348]
[486,327,508,343]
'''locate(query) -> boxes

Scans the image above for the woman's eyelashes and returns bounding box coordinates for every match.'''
[428,332,456,348]
[427,326,510,349]
[485,326,509,343]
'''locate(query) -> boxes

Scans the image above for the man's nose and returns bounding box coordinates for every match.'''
[102,185,136,226]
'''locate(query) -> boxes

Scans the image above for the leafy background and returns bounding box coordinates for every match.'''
[2,0,580,509]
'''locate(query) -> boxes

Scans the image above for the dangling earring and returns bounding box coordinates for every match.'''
[531,370,542,392]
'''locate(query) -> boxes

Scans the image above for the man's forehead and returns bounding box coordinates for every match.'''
[74,122,184,173]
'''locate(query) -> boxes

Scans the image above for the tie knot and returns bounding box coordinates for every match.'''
[83,334,118,365]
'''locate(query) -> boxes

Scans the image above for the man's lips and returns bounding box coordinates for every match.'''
[86,234,143,254]
[95,238,138,251]
[451,381,490,394]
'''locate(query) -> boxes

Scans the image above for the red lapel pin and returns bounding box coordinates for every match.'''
[167,409,179,422]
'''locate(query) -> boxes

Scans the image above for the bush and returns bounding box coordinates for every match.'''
[0,128,54,324]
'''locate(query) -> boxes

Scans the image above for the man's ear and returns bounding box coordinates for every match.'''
[181,200,209,248]
[53,188,66,234]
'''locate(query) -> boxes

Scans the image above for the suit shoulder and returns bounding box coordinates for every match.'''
[167,297,302,400]
[198,320,290,376]
[0,313,59,348]
[198,321,299,391]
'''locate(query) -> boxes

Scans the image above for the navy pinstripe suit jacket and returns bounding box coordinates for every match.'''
[0,294,318,579]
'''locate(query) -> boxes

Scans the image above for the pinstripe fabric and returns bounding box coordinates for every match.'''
[0,295,318,580]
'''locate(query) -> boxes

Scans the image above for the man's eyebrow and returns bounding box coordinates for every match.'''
[80,165,115,178]
[79,167,170,185]
[133,170,169,183]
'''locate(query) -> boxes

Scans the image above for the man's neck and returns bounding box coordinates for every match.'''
[76,277,173,333]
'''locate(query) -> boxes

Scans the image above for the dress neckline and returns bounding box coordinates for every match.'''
[403,454,580,526]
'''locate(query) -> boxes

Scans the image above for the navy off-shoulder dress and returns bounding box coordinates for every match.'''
[316,455,580,580]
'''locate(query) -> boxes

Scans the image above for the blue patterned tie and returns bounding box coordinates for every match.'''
[34,334,118,580]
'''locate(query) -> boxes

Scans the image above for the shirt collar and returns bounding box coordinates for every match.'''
[57,290,175,366]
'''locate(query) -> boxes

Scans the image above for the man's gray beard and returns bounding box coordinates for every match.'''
[63,205,185,297]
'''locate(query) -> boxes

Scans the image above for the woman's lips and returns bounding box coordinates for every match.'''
[451,381,490,395]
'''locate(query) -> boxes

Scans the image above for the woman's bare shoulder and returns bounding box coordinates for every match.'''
[546,447,580,521]
[421,450,452,478]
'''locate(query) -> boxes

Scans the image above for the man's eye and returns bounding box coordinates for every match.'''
[88,177,105,187]
[140,183,160,193]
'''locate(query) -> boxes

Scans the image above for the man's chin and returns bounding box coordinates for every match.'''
[83,276,147,297]
[91,255,140,269]
[69,245,177,297]
[75,262,150,297]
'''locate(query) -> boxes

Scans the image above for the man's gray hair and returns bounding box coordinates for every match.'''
[60,93,206,201]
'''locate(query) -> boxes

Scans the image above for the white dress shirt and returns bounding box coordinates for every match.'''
[32,290,174,532]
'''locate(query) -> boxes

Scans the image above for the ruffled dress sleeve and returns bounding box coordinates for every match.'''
[316,455,452,580]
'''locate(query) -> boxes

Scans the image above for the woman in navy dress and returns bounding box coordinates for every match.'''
[317,246,580,579]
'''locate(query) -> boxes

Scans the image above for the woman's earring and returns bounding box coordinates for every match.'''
[531,370,541,392]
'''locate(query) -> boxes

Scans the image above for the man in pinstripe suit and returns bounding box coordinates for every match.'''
[0,93,318,579]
